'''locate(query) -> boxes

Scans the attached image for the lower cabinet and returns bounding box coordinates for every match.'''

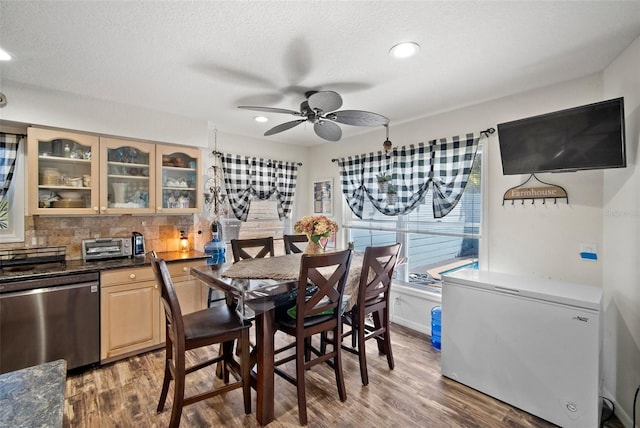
[100,259,208,363]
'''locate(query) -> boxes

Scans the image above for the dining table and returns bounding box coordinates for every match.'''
[190,251,364,425]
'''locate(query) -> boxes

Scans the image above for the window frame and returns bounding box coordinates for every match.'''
[343,144,484,290]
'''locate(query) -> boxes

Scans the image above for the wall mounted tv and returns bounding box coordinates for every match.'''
[497,97,626,175]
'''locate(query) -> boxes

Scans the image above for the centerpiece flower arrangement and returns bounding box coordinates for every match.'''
[294,215,338,254]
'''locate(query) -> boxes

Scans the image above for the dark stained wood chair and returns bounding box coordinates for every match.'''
[147,251,252,428]
[272,249,353,425]
[340,243,401,385]
[230,237,275,262]
[283,234,308,254]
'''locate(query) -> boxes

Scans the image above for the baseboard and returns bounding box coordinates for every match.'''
[602,385,631,427]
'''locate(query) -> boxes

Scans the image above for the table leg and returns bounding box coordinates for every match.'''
[255,308,276,425]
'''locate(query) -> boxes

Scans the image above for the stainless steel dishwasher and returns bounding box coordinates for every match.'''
[0,268,100,374]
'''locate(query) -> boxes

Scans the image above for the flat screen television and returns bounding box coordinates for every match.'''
[497,97,626,175]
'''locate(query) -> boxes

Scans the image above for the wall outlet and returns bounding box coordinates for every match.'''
[580,243,598,261]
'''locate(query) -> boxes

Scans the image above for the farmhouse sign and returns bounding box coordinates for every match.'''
[503,175,568,205]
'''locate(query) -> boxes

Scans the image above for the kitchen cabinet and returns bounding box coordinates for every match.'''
[100,259,207,363]
[27,127,200,215]
[100,137,156,214]
[27,128,100,215]
[156,145,201,214]
[100,266,161,363]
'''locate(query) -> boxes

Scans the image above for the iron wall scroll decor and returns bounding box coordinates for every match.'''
[503,174,568,205]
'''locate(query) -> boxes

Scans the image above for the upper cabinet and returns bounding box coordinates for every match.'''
[100,137,156,215]
[27,128,201,215]
[28,128,100,215]
[156,145,201,214]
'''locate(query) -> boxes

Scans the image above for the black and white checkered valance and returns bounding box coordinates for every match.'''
[0,133,22,203]
[220,154,298,222]
[337,133,480,218]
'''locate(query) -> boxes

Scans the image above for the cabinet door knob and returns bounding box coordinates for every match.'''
[182,267,188,272]
[93,207,99,212]
[157,207,162,211]
[100,206,106,212]
[129,273,136,279]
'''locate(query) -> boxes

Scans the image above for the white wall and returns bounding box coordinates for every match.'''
[1,80,209,147]
[602,35,640,427]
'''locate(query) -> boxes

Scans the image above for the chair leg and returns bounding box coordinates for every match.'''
[383,309,394,370]
[334,326,347,401]
[240,329,252,414]
[157,338,172,413]
[168,352,186,428]
[296,337,308,425]
[357,316,369,386]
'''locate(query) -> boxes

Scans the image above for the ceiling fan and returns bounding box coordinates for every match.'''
[238,90,389,142]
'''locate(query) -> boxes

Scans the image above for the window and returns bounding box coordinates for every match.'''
[0,137,24,243]
[345,146,482,290]
[219,195,291,255]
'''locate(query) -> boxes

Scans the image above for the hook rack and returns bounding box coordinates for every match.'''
[502,174,568,206]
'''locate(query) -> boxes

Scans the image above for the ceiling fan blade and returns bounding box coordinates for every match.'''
[264,119,305,136]
[238,105,300,115]
[307,91,343,113]
[330,110,390,126]
[314,120,342,142]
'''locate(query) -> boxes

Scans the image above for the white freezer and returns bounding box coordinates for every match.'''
[441,269,602,428]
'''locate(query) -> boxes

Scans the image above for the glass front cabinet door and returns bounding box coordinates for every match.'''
[100,138,156,214]
[27,128,100,215]
[156,145,201,214]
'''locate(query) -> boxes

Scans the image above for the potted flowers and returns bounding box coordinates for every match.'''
[376,172,391,193]
[294,215,338,254]
[386,184,398,205]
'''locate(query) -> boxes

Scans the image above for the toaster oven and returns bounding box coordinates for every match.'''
[81,238,132,261]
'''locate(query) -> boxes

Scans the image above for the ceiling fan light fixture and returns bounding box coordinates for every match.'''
[389,42,420,59]
[253,116,269,123]
[0,48,12,61]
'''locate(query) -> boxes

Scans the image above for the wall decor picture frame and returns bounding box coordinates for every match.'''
[313,179,333,215]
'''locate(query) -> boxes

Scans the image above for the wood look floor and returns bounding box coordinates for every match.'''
[64,324,623,427]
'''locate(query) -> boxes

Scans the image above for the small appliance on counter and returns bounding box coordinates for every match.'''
[132,232,145,257]
[81,237,132,261]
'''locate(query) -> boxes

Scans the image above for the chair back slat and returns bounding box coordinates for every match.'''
[295,250,352,321]
[231,237,275,262]
[358,244,401,307]
[283,234,308,254]
[148,251,186,354]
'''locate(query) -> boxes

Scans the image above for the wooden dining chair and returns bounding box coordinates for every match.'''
[147,251,252,428]
[283,234,308,254]
[340,243,401,385]
[230,237,275,262]
[272,249,353,425]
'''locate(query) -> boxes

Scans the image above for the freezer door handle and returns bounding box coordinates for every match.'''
[494,285,520,294]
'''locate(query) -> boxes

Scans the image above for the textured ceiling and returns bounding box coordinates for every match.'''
[1,1,639,146]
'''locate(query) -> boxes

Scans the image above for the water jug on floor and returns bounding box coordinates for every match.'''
[431,306,441,350]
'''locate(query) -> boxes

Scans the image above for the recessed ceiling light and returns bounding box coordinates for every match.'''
[254,116,269,123]
[0,48,12,61]
[389,42,420,59]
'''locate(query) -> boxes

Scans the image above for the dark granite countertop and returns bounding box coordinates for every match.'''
[0,250,209,283]
[0,359,66,427]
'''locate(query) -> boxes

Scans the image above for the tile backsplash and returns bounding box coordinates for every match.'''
[22,214,195,260]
